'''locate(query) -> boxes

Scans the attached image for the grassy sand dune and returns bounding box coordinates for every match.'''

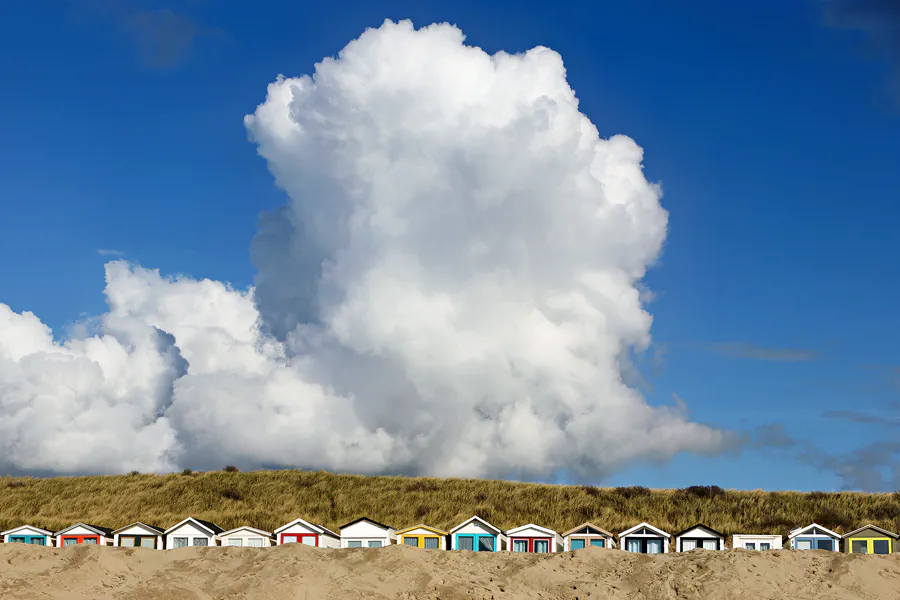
[2,543,900,599]
[1,469,898,537]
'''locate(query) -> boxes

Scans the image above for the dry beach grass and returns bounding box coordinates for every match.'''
[1,469,899,538]
[2,543,900,600]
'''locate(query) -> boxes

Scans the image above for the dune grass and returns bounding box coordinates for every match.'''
[1,469,897,538]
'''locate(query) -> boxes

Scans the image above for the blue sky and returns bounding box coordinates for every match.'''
[1,0,899,490]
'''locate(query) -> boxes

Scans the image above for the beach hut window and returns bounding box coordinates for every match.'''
[745,543,756,550]
[702,540,718,550]
[796,539,812,550]
[457,536,474,551]
[192,538,208,547]
[478,536,494,551]
[682,539,697,551]
[626,539,642,553]
[570,539,585,550]
[873,540,890,554]
[141,538,155,548]
[248,538,264,547]
[9,537,26,544]
[424,537,439,549]
[302,537,316,546]
[647,539,662,554]
[534,540,549,553]
[404,537,418,547]
[228,539,243,546]
[347,541,362,548]
[590,540,604,548]
[121,537,136,547]
[64,538,77,547]
[513,540,528,552]
[83,538,97,545]
[851,540,868,554]
[173,537,188,548]
[760,543,770,550]
[815,539,833,551]
[367,541,382,548]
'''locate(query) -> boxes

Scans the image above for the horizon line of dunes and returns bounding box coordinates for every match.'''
[1,468,898,537]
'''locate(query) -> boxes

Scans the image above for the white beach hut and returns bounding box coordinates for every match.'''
[164,517,224,549]
[2,525,53,546]
[618,522,670,554]
[674,523,726,551]
[732,534,782,550]
[219,526,275,548]
[339,518,396,548]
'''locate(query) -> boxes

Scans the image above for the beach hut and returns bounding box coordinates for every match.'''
[164,517,224,549]
[274,517,340,548]
[842,525,898,555]
[395,525,449,549]
[618,522,670,554]
[219,526,276,548]
[339,518,396,548]
[449,516,506,552]
[562,522,616,551]
[112,522,164,549]
[55,523,113,547]
[506,524,564,553]
[2,525,53,546]
[674,523,726,551]
[732,534,782,550]
[788,523,840,551]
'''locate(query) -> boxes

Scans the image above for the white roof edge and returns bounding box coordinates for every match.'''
[111,522,164,535]
[54,522,105,536]
[842,524,899,539]
[163,517,217,536]
[1,525,53,536]
[449,515,502,535]
[788,523,840,539]
[220,526,274,538]
[619,522,671,538]
[506,523,559,537]
[274,517,325,535]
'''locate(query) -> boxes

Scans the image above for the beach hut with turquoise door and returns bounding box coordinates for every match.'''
[562,522,616,551]
[788,524,840,552]
[2,525,53,546]
[450,516,506,552]
[618,522,670,554]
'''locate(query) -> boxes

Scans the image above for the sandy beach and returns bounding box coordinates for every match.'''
[1,543,899,599]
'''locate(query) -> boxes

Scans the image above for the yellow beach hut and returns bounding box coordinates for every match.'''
[842,525,898,555]
[396,524,449,549]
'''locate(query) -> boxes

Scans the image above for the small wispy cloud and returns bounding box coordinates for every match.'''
[97,248,125,257]
[821,0,900,107]
[823,408,900,426]
[701,341,820,362]
[71,0,226,70]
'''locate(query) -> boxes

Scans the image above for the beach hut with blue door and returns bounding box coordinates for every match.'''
[450,516,506,552]
[619,522,671,554]
[788,524,840,552]
[2,525,53,546]
[562,522,616,551]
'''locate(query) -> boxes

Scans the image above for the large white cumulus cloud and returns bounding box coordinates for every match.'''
[0,20,730,479]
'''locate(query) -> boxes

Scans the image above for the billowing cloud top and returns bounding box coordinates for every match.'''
[0,20,729,479]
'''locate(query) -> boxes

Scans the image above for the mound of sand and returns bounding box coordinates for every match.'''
[1,543,899,599]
